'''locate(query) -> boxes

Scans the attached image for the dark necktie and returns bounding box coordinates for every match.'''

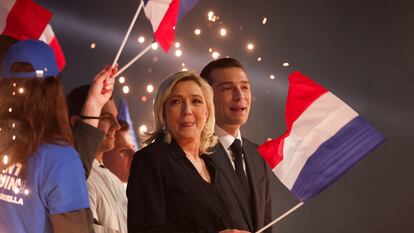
[230,139,250,198]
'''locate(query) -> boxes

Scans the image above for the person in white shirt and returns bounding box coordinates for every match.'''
[67,85,127,233]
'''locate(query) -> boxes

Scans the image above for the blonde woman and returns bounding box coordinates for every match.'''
[127,71,249,233]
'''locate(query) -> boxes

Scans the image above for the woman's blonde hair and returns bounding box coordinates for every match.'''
[144,71,217,155]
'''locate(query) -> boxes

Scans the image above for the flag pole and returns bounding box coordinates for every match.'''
[112,0,144,67]
[255,202,304,233]
[114,43,152,78]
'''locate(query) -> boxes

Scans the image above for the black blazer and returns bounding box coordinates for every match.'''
[127,137,233,233]
[212,137,272,233]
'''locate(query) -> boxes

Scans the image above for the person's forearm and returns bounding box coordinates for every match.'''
[73,121,104,178]
[80,100,102,128]
[50,208,94,233]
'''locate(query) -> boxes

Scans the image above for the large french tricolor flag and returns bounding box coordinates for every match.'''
[259,71,384,202]
[143,0,199,52]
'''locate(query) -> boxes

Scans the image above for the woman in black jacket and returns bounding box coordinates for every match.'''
[127,71,249,233]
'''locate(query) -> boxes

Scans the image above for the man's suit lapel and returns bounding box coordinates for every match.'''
[214,143,254,230]
[242,139,261,231]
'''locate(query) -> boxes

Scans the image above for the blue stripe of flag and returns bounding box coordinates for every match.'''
[291,116,385,202]
[178,0,199,20]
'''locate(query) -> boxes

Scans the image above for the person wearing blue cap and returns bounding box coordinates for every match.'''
[0,40,93,233]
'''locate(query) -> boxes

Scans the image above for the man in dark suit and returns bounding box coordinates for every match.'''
[200,58,272,233]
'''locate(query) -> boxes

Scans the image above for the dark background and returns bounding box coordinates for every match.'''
[37,0,414,232]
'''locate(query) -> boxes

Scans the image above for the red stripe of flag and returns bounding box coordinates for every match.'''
[258,72,327,168]
[40,25,66,71]
[154,0,179,52]
[286,71,327,128]
[2,0,52,40]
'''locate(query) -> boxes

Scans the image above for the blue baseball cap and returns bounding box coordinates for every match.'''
[1,40,59,79]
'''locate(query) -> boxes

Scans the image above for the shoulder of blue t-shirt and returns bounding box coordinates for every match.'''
[31,143,80,163]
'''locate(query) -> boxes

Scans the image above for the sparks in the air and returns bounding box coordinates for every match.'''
[151,43,158,50]
[18,87,24,94]
[146,84,154,93]
[247,43,255,51]
[262,17,268,24]
[90,43,96,49]
[175,49,182,57]
[175,42,181,48]
[283,62,290,67]
[208,11,214,21]
[138,36,145,44]
[270,75,275,80]
[139,125,148,135]
[212,51,220,59]
[257,57,262,62]
[118,76,125,84]
[122,85,130,94]
[2,155,8,165]
[194,28,201,35]
[220,28,227,37]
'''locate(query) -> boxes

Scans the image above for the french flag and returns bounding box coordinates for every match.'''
[0,0,51,40]
[1,0,66,71]
[143,0,199,52]
[259,71,384,202]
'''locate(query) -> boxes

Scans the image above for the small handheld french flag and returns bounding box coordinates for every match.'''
[259,71,385,202]
[143,0,199,52]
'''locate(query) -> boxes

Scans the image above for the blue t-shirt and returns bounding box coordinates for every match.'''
[0,144,90,233]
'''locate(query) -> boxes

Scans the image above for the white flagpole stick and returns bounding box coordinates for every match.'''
[255,202,304,233]
[112,0,144,67]
[114,43,152,78]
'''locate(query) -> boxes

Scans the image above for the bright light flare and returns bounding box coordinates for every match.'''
[138,36,145,44]
[175,42,180,48]
[194,28,201,35]
[212,51,220,59]
[262,17,268,24]
[146,84,154,93]
[270,75,275,80]
[118,76,125,84]
[283,62,290,67]
[208,11,214,21]
[247,43,255,51]
[220,28,227,37]
[122,86,130,94]
[2,155,8,165]
[90,43,96,49]
[175,49,182,57]
[151,43,158,50]
[139,125,148,135]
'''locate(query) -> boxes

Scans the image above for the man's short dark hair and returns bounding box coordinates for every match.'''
[66,85,91,118]
[200,57,246,84]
